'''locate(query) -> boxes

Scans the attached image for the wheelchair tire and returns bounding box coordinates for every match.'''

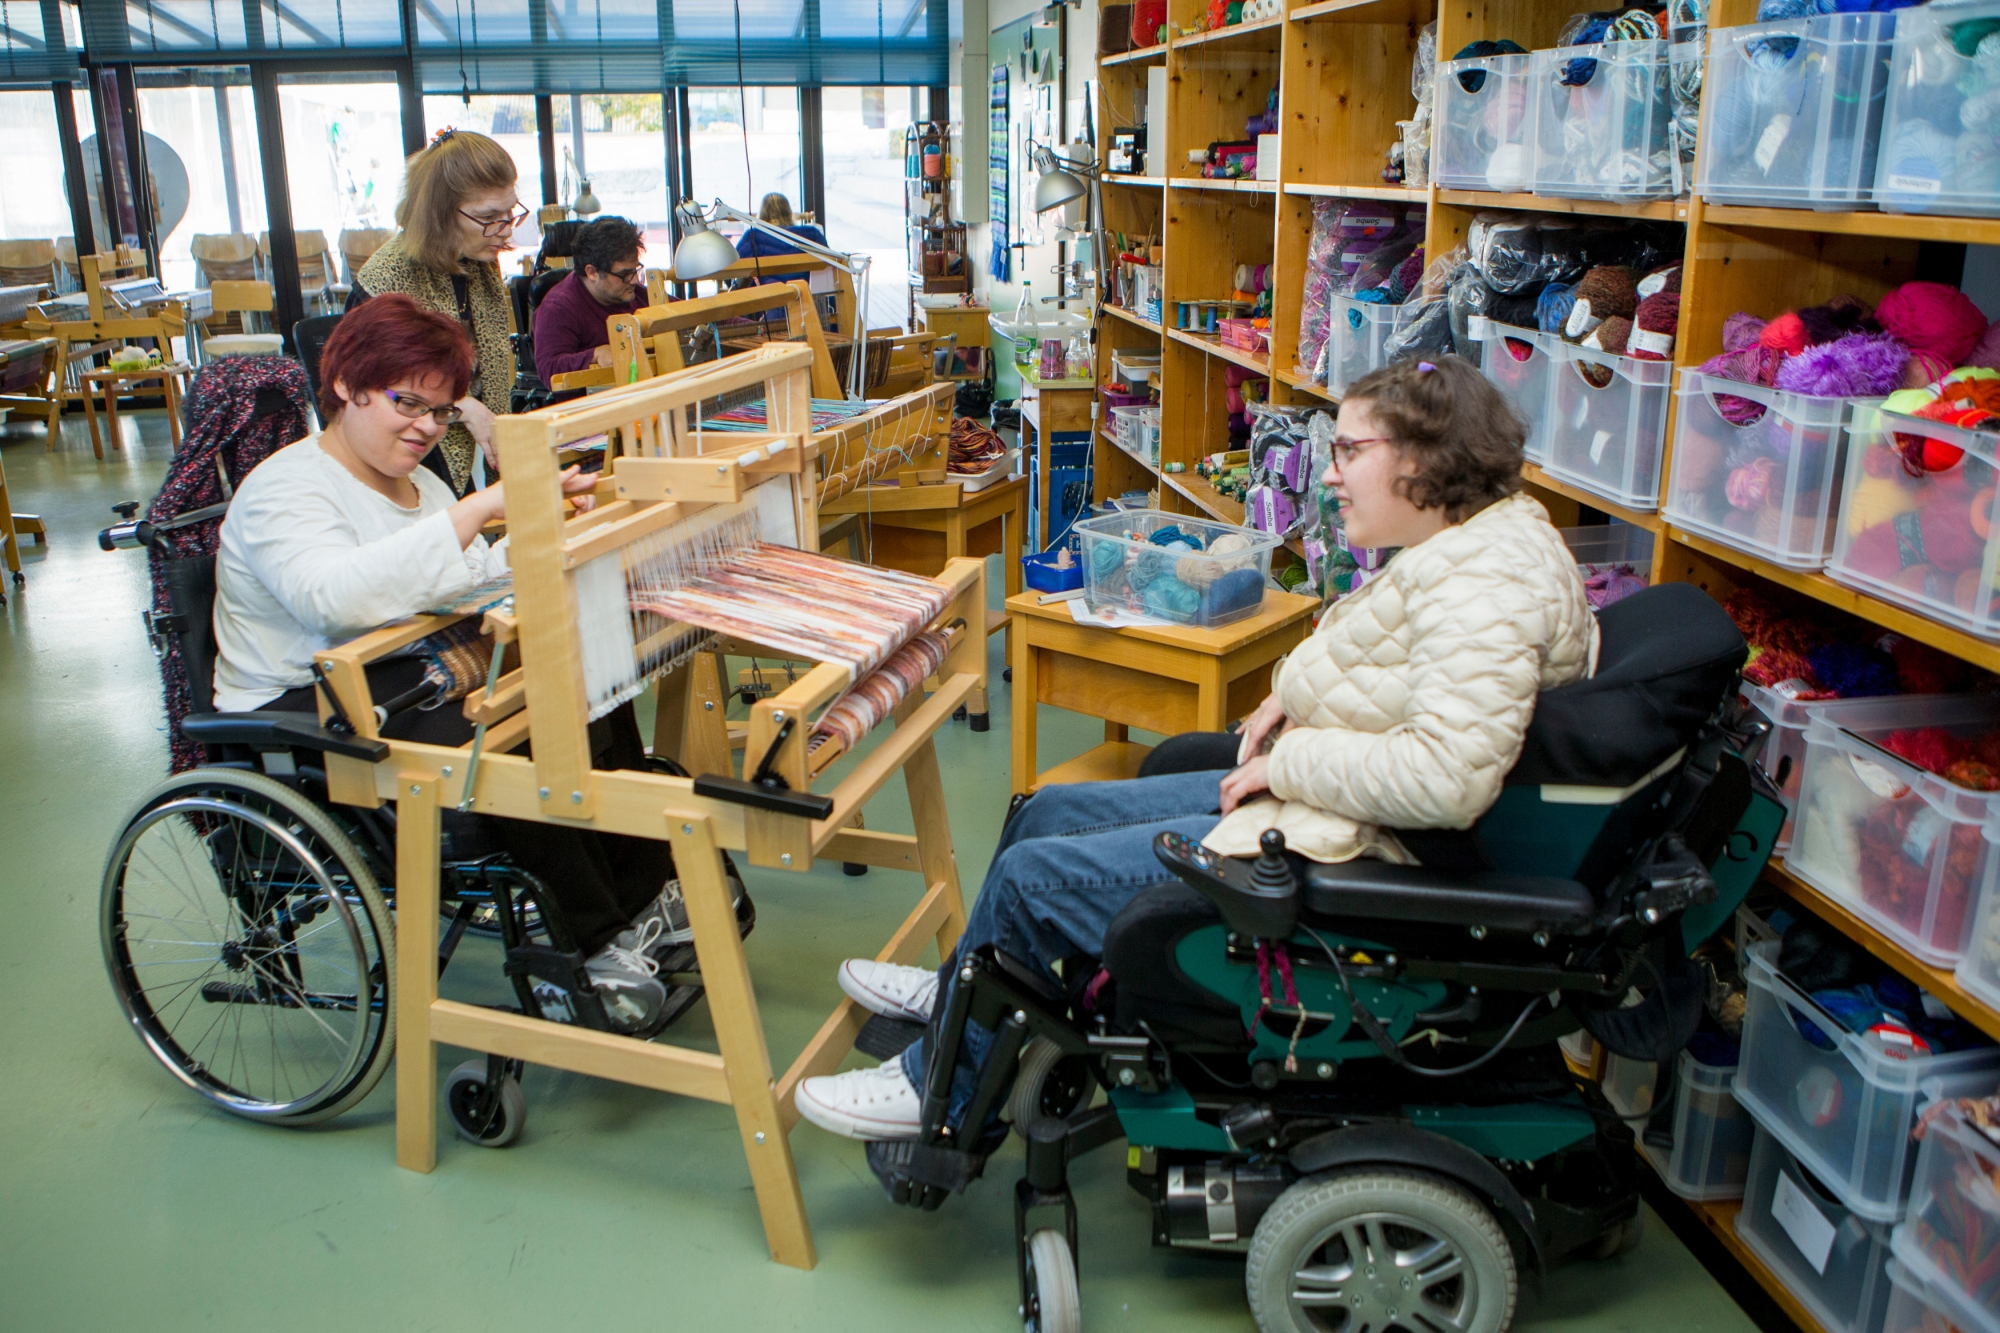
[1007,1037,1092,1127]
[101,767,396,1125]
[1589,1207,1645,1260]
[1245,1170,1518,1333]
[445,1059,526,1148]
[1024,1228,1080,1333]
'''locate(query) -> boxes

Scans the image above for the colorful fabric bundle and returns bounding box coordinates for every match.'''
[948,415,1008,476]
[809,630,951,753]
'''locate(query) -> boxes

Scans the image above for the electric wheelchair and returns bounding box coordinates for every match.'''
[96,510,750,1145]
[853,582,1786,1333]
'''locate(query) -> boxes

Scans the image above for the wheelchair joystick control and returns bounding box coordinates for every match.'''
[1251,830,1295,896]
[1152,828,1299,941]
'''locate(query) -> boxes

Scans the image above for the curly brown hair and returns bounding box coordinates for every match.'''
[1341,354,1525,522]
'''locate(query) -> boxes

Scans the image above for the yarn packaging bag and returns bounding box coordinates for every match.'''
[1876,4,2000,217]
[1296,200,1349,384]
[1696,11,1897,209]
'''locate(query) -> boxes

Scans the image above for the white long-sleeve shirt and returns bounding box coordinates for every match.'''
[212,434,507,711]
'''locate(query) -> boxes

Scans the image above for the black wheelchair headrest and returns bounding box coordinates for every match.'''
[1508,583,1746,790]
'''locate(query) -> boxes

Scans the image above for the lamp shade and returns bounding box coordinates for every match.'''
[673,228,741,281]
[575,179,600,216]
[1033,167,1087,213]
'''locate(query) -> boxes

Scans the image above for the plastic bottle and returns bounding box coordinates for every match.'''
[1012,281,1038,370]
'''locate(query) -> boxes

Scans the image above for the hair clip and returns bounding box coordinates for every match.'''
[1417,361,1437,373]
[430,127,458,147]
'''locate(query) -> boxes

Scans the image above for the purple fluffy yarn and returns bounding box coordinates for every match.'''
[1700,344,1785,425]
[1807,641,1898,698]
[1772,332,1911,398]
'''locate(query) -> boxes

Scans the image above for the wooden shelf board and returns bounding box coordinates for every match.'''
[1101,41,1170,66]
[1172,14,1285,47]
[1273,366,1338,401]
[1169,177,1280,195]
[1700,203,2000,246]
[1434,189,1685,222]
[1282,182,1430,202]
[1033,740,1155,790]
[1521,463,1665,532]
[1663,525,2000,676]
[1161,469,1248,526]
[1166,327,1272,376]
[1683,1196,1834,1333]
[1764,861,2000,1044]
[1104,305,1164,335]
[1290,0,1436,22]
[1104,174,1167,189]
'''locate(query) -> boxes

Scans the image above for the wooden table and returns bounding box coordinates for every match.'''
[79,361,192,457]
[821,472,1029,725]
[1007,587,1320,794]
[1018,370,1097,550]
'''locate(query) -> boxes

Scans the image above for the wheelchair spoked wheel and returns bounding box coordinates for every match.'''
[1245,1171,1518,1333]
[1024,1229,1080,1333]
[101,767,395,1125]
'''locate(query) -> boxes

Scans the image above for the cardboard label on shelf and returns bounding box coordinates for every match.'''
[1771,1170,1837,1276]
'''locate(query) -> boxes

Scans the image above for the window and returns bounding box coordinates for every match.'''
[819,86,917,329]
[0,91,81,243]
[550,94,671,256]
[280,72,404,301]
[134,67,267,290]
[686,86,800,217]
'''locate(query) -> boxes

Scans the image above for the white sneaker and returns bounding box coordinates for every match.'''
[838,959,939,1024]
[795,1062,923,1141]
[585,918,669,1031]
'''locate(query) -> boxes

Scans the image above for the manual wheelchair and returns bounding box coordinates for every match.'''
[96,513,749,1145]
[855,582,1786,1333]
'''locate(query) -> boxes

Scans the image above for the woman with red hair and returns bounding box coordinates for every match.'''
[211,294,710,1030]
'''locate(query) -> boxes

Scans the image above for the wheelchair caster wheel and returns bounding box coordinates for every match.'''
[1589,1208,1645,1260]
[445,1059,526,1148]
[1008,1037,1092,1127]
[968,711,990,733]
[1003,667,1013,683]
[953,704,967,722]
[843,861,868,877]
[1023,1229,1080,1333]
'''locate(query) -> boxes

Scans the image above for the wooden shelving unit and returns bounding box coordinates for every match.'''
[1084,0,2000,1325]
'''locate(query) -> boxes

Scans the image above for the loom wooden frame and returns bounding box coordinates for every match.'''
[313,342,984,1271]
[23,250,190,456]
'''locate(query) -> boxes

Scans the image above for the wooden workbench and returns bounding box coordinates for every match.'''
[1006,587,1319,794]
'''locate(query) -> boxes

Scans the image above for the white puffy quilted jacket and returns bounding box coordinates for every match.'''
[1204,491,1600,863]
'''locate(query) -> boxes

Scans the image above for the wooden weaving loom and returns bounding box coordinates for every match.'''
[313,342,983,1268]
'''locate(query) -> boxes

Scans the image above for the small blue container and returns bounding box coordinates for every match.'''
[1023,547,1085,593]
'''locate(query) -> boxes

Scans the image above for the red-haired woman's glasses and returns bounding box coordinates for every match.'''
[459,203,529,237]
[382,389,465,426]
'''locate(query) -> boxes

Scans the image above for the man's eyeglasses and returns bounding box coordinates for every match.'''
[459,203,529,237]
[606,263,645,284]
[382,389,465,426]
[1331,436,1392,468]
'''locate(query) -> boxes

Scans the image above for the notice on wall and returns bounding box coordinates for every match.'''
[1770,1170,1837,1276]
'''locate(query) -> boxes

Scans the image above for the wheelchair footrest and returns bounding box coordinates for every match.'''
[855,1014,926,1062]
[865,1130,1006,1210]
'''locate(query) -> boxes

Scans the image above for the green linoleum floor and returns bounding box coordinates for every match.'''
[0,409,1760,1333]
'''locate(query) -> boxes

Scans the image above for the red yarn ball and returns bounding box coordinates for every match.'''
[1875,282,1990,366]
[1759,312,1809,356]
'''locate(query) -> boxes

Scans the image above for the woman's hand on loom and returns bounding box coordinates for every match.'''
[445,467,596,548]
[1219,755,1273,816]
[1236,692,1290,765]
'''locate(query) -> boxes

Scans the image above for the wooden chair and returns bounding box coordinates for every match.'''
[191,233,264,337]
[53,238,80,293]
[313,342,982,1271]
[337,228,392,285]
[262,230,342,312]
[0,239,57,292]
[199,279,282,358]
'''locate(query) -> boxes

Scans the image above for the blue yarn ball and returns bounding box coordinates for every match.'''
[1536,282,1577,334]
[1201,567,1266,621]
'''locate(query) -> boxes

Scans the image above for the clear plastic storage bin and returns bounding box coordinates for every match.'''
[1665,373,1875,569]
[1330,296,1401,395]
[1736,1127,1898,1333]
[1540,340,1674,510]
[1788,693,2000,966]
[1435,52,1538,192]
[1642,1051,1758,1201]
[1696,13,1898,209]
[1876,0,2000,217]
[1883,1261,1993,1333]
[1476,320,1556,463]
[1531,39,1675,201]
[1733,940,2000,1221]
[1108,404,1162,465]
[1890,1101,2000,1329]
[1074,511,1280,629]
[1956,816,2000,1011]
[1829,411,2000,640]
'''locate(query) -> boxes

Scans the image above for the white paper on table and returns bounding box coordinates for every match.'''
[1067,599,1177,630]
[1770,1170,1838,1276]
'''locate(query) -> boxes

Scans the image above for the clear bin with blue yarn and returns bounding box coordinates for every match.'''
[1531,38,1675,201]
[1075,512,1279,629]
[1876,0,2000,217]
[1434,52,1538,191]
[1696,12,1898,209]
[1330,296,1401,395]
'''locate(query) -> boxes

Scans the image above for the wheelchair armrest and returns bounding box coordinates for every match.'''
[1302,861,1598,937]
[179,712,390,762]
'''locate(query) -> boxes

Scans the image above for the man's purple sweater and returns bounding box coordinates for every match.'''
[533,270,642,387]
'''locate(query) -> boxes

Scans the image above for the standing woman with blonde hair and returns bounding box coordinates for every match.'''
[346,129,526,497]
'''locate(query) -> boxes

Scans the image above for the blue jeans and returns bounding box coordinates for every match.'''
[898,768,1229,1129]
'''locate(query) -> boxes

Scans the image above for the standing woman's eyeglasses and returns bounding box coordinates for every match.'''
[459,204,530,237]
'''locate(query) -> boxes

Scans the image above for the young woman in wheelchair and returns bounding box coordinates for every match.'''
[797,355,1602,1141]
[212,293,722,1032]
